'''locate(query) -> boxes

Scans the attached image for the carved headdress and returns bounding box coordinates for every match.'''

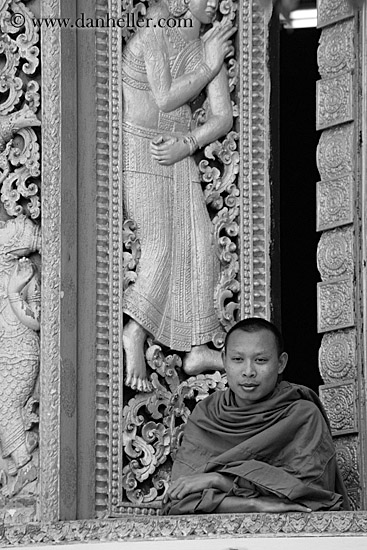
[167,0,190,17]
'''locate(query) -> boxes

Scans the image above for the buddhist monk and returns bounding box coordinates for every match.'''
[163,317,349,514]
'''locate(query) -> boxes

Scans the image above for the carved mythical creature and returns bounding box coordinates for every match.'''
[0,201,41,498]
[122,0,235,392]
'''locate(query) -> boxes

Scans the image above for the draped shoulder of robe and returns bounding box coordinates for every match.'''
[164,380,350,514]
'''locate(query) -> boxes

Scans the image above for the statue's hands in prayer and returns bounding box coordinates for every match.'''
[202,20,237,77]
[151,135,190,165]
[163,473,233,503]
[8,258,34,294]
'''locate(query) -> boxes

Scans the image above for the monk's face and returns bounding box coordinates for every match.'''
[222,328,288,407]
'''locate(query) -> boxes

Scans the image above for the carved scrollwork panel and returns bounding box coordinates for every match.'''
[117,343,227,511]
[334,435,361,509]
[316,176,354,231]
[317,0,354,29]
[316,124,354,180]
[319,381,358,435]
[317,277,354,332]
[316,72,354,130]
[318,20,355,78]
[319,328,357,383]
[317,226,354,281]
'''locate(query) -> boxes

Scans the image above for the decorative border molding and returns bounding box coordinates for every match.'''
[94,0,112,518]
[40,0,62,523]
[2,512,367,544]
[240,0,272,319]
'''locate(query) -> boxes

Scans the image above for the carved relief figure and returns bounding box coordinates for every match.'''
[0,108,41,498]
[0,204,41,497]
[122,0,236,391]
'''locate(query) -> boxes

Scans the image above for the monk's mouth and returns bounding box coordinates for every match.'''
[240,384,259,389]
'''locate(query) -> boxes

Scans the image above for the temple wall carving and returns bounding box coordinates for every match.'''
[316,0,366,509]
[1,0,367,542]
[0,0,41,519]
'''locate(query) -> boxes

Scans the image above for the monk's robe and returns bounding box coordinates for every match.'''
[164,381,350,514]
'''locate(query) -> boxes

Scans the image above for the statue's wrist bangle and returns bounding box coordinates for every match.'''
[201,62,214,82]
[8,292,21,303]
[183,134,199,155]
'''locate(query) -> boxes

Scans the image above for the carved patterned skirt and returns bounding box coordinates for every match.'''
[0,324,39,457]
[122,122,221,351]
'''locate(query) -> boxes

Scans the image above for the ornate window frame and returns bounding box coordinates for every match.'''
[8,0,367,543]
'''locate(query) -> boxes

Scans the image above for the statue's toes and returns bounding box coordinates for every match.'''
[141,378,152,393]
[125,372,133,387]
[130,375,138,390]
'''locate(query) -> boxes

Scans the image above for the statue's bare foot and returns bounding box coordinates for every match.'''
[123,319,152,392]
[2,461,37,498]
[183,344,224,375]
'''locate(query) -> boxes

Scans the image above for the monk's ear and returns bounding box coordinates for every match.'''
[277,352,288,374]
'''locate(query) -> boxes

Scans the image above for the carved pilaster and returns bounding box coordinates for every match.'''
[316,0,365,510]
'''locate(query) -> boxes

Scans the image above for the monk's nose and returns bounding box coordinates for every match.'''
[207,0,218,9]
[242,362,256,377]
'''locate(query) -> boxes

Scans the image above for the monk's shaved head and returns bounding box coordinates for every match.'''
[224,317,284,357]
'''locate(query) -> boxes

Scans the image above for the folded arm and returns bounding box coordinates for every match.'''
[164,472,232,503]
[164,473,312,514]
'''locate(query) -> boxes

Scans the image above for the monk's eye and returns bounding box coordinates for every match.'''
[231,356,242,362]
[256,358,268,363]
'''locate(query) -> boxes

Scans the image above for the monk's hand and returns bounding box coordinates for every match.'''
[151,136,190,166]
[251,496,312,513]
[163,473,230,503]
